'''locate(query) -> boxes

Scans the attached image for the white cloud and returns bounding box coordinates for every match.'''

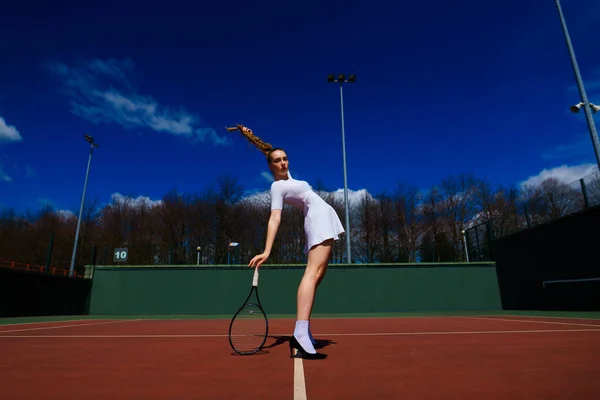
[0,116,25,184]
[260,171,274,183]
[542,134,594,160]
[25,163,35,178]
[37,197,54,207]
[240,185,372,210]
[56,209,76,221]
[567,69,600,96]
[110,192,163,209]
[0,165,12,183]
[519,163,599,189]
[0,116,22,142]
[331,188,373,208]
[239,190,271,208]
[46,58,231,146]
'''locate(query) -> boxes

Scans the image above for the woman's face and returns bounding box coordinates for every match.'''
[268,149,289,179]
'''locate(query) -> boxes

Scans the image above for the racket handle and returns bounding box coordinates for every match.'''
[252,268,260,287]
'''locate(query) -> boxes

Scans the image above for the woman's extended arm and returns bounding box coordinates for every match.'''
[248,209,282,268]
[263,209,281,256]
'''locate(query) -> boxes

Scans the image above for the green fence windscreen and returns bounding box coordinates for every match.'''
[88,263,501,315]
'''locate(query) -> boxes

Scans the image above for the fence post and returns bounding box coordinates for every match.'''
[45,232,55,274]
[580,178,590,209]
[524,204,532,228]
[486,219,495,260]
[474,225,481,261]
[91,245,98,266]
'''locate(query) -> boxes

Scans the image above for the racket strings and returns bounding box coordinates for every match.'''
[229,303,267,354]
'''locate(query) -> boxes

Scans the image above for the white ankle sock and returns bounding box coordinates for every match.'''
[294,320,316,354]
[308,323,316,345]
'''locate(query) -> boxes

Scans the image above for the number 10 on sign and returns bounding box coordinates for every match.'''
[113,248,128,263]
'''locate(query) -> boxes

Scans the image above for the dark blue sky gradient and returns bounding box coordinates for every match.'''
[1,0,599,213]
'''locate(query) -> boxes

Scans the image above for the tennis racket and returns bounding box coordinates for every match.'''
[228,267,268,355]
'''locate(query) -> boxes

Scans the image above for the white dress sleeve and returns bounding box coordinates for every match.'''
[270,182,284,210]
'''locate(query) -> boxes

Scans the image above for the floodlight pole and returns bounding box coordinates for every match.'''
[555,0,600,170]
[461,230,470,263]
[328,73,355,264]
[69,135,99,277]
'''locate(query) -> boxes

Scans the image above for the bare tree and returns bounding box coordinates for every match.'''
[419,185,455,262]
[201,174,246,264]
[12,166,599,269]
[393,184,422,263]
[584,172,600,207]
[474,180,520,236]
[539,177,582,218]
[233,193,271,264]
[438,174,480,261]
[355,191,380,263]
[377,192,394,263]
[520,177,582,226]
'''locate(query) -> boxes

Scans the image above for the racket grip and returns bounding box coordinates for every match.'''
[252,268,259,287]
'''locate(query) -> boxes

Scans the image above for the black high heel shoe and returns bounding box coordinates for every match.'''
[312,341,324,349]
[289,336,327,360]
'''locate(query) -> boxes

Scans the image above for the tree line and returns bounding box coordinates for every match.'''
[1,170,598,276]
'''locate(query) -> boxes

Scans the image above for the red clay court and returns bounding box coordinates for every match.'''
[1,312,599,399]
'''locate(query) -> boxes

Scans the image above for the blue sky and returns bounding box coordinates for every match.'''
[1,0,599,214]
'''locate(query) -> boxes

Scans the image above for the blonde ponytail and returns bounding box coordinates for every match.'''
[226,124,274,156]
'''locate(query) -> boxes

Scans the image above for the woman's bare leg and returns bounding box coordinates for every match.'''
[293,239,333,353]
[307,260,328,344]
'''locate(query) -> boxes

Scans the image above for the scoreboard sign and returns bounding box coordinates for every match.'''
[113,248,129,263]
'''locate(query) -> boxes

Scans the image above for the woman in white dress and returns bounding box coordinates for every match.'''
[228,124,345,360]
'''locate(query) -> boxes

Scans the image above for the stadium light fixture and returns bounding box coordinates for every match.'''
[69,134,100,277]
[555,0,600,170]
[570,102,600,114]
[327,73,356,264]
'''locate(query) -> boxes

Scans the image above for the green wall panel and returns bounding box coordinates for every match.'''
[88,263,501,315]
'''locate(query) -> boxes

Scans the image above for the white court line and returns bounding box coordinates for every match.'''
[0,320,139,334]
[499,314,600,321]
[0,334,226,338]
[312,328,600,336]
[293,350,308,400]
[455,316,600,328]
[1,328,600,338]
[542,277,600,287]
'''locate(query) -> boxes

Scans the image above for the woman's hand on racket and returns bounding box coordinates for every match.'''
[249,252,269,269]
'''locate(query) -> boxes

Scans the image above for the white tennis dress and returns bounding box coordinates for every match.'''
[270,174,346,253]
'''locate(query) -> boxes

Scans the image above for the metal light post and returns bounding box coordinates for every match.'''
[461,230,470,263]
[328,73,355,263]
[228,242,239,265]
[69,134,99,277]
[555,0,600,170]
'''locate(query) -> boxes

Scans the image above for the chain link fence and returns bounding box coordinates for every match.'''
[465,170,600,262]
[464,220,495,262]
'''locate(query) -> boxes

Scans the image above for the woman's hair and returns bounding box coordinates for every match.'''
[228,124,283,163]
